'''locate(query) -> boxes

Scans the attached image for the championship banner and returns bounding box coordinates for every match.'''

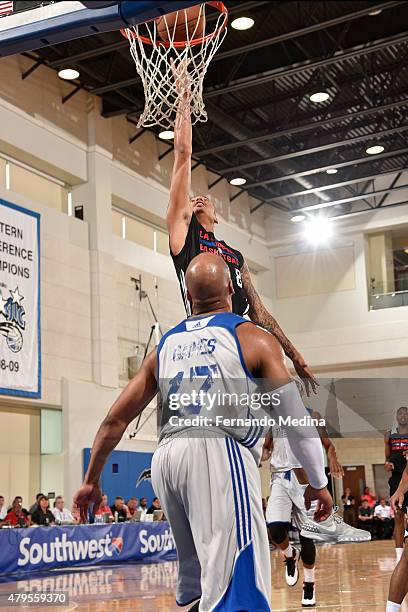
[0,523,177,575]
[0,198,41,398]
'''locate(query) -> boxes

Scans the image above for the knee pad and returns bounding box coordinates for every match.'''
[300,535,316,566]
[268,522,289,545]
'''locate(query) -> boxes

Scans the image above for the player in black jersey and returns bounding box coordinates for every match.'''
[167,62,317,394]
[387,410,408,612]
[385,406,408,562]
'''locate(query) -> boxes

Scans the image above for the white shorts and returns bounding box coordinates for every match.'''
[266,470,312,530]
[151,434,271,611]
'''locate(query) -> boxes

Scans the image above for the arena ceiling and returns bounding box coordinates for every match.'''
[16,0,408,219]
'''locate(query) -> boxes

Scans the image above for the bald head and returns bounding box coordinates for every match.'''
[185,253,234,315]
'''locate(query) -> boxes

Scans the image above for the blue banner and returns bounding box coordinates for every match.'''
[0,522,177,576]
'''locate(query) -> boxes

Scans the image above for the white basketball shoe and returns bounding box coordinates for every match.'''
[300,509,371,543]
[284,548,300,586]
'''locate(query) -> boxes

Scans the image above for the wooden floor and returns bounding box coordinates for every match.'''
[0,541,404,611]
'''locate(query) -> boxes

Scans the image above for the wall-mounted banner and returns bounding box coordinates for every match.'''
[0,199,41,398]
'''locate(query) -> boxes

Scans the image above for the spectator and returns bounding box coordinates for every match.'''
[139,497,148,520]
[29,493,44,515]
[361,487,376,508]
[374,498,394,539]
[1,498,29,527]
[0,496,6,521]
[94,493,113,520]
[147,497,161,514]
[127,497,139,517]
[341,488,356,526]
[357,499,374,535]
[110,496,128,522]
[13,496,29,518]
[31,495,55,526]
[52,496,76,523]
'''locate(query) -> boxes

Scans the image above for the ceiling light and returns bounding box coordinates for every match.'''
[404,248,408,255]
[231,17,254,30]
[366,144,384,155]
[309,91,330,103]
[326,168,338,175]
[158,130,174,140]
[230,177,247,186]
[369,8,382,16]
[290,214,305,223]
[304,217,333,245]
[58,68,80,80]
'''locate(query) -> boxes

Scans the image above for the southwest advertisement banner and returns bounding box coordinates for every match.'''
[0,523,177,576]
[0,198,41,398]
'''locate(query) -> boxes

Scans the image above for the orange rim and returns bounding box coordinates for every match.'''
[120,2,228,49]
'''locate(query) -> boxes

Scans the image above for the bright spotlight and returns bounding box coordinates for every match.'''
[158,130,174,140]
[366,144,384,155]
[309,91,330,103]
[231,17,254,30]
[58,68,80,80]
[304,217,333,244]
[290,214,305,223]
[229,177,247,186]
[326,168,338,175]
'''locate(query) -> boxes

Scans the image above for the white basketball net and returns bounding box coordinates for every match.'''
[121,3,228,129]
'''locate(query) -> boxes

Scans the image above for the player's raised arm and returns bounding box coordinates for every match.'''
[239,262,318,396]
[238,324,332,519]
[311,409,344,479]
[391,465,408,513]
[73,350,158,521]
[167,61,193,256]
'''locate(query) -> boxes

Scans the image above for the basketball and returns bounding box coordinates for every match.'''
[156,5,206,44]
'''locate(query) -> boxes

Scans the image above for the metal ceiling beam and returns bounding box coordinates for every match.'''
[195,98,408,157]
[244,147,408,189]
[49,1,269,68]
[260,166,408,201]
[330,198,408,221]
[212,1,403,63]
[286,184,408,212]
[216,125,408,174]
[87,29,408,99]
[204,31,408,98]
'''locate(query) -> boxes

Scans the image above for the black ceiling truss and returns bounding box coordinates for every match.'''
[21,0,408,219]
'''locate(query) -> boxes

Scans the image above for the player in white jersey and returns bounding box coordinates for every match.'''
[74,253,333,612]
[263,411,343,608]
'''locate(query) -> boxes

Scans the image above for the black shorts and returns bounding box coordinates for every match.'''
[389,473,408,512]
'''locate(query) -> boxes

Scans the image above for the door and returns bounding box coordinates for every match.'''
[343,465,366,503]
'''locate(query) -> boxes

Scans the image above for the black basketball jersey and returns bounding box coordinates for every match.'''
[171,213,249,317]
[389,427,408,474]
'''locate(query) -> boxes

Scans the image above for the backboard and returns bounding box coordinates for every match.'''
[0,0,200,58]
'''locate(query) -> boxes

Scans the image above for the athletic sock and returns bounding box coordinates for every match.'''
[396,548,403,562]
[386,601,401,612]
[303,567,315,583]
[282,544,294,558]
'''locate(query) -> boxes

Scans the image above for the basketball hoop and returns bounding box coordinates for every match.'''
[121,2,228,129]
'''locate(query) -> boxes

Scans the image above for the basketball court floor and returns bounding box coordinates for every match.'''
[0,542,403,611]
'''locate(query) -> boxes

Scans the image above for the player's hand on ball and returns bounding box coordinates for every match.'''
[390,489,405,513]
[384,461,394,472]
[304,485,333,521]
[292,352,319,396]
[73,482,103,523]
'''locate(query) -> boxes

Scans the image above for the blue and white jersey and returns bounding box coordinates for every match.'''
[157,312,265,462]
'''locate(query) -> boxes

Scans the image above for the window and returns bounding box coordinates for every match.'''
[368,229,408,310]
[112,207,168,254]
[0,155,69,213]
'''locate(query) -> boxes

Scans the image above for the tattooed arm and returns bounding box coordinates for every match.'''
[240,262,318,395]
